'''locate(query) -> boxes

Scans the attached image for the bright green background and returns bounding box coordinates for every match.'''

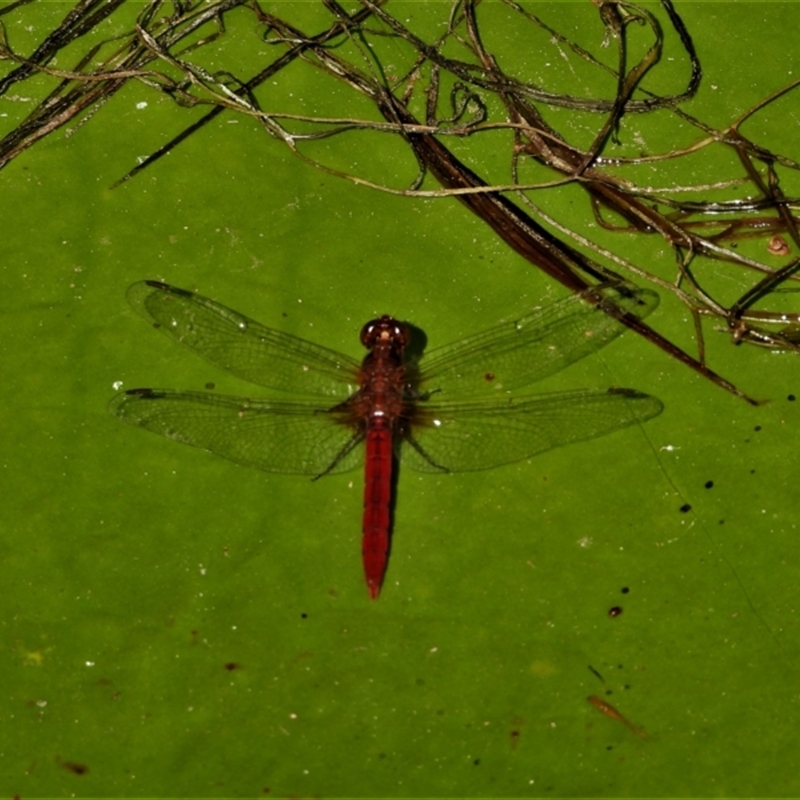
[2,2,800,796]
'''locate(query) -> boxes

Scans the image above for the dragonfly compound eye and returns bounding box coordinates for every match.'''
[360,316,408,349]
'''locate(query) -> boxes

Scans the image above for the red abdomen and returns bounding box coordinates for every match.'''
[362,424,393,599]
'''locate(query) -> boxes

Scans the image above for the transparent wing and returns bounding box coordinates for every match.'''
[110,389,364,476]
[127,281,360,398]
[416,283,659,397]
[400,389,663,473]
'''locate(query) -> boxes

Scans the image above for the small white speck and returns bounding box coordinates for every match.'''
[136,101,148,110]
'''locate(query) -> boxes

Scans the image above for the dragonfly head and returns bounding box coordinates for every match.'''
[360,316,409,353]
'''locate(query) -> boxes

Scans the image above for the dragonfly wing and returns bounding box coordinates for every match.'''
[127,281,361,398]
[400,389,663,473]
[110,389,364,476]
[417,283,659,397]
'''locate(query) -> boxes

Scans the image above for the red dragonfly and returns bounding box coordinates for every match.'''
[111,281,662,598]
